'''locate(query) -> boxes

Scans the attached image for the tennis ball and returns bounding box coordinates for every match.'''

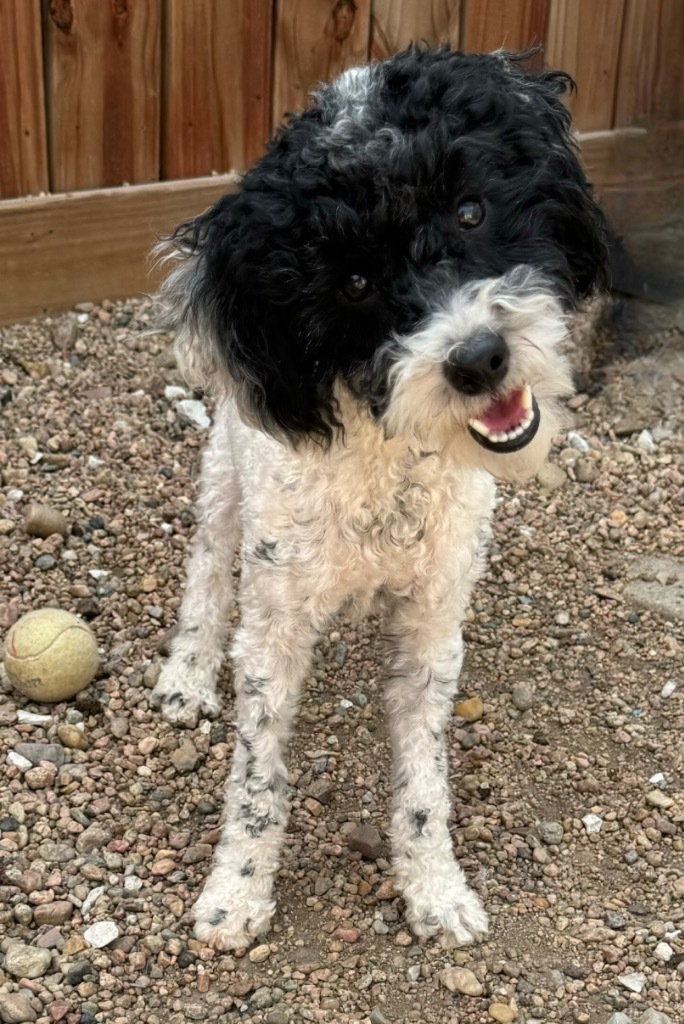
[3,609,99,703]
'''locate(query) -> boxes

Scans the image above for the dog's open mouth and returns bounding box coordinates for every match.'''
[468,384,540,453]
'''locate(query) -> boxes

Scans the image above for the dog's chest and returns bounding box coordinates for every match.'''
[242,424,495,616]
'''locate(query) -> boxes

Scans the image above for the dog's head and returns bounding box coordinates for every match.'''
[158,46,607,479]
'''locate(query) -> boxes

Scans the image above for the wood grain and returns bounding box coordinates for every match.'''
[371,0,461,60]
[162,0,273,179]
[0,0,48,198]
[545,0,625,132]
[460,0,548,63]
[614,0,684,127]
[272,0,372,128]
[44,0,161,192]
[0,175,238,323]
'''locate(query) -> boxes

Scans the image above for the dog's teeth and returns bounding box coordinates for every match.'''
[469,418,491,438]
[521,385,533,411]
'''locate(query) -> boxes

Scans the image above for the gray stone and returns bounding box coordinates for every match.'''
[369,1011,388,1024]
[4,942,52,979]
[266,1013,290,1024]
[511,682,535,711]
[76,824,112,854]
[575,457,598,483]
[0,993,38,1023]
[639,1011,673,1024]
[536,819,564,845]
[251,987,274,1009]
[38,840,76,863]
[14,743,66,767]
[34,554,57,570]
[171,738,200,772]
[618,972,646,993]
[625,555,684,622]
[606,1015,631,1024]
[536,463,567,491]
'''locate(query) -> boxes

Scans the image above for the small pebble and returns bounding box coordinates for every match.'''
[24,503,68,538]
[618,972,646,993]
[83,920,119,947]
[488,1004,517,1023]
[248,944,271,964]
[660,679,677,698]
[454,696,484,722]
[440,967,483,996]
[582,813,602,834]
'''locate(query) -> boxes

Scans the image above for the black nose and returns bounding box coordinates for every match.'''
[443,329,510,395]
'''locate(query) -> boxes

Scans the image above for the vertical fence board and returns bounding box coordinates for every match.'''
[545,0,625,132]
[614,0,684,127]
[162,0,273,179]
[371,0,461,60]
[44,0,161,192]
[460,0,548,61]
[272,0,372,129]
[0,0,48,198]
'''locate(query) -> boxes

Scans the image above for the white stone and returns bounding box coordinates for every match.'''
[88,568,109,580]
[637,429,655,451]
[649,772,666,787]
[177,398,211,429]
[87,455,105,469]
[7,752,32,770]
[124,875,142,892]
[567,430,590,452]
[661,679,678,698]
[7,489,24,502]
[582,813,602,834]
[164,385,187,401]
[654,941,674,962]
[83,919,119,948]
[618,972,646,993]
[81,885,106,918]
[16,710,53,725]
[606,1014,631,1024]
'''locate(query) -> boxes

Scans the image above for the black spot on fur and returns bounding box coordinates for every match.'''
[413,809,429,835]
[184,625,199,634]
[185,654,197,666]
[254,539,278,562]
[165,691,186,707]
[243,675,270,698]
[240,859,255,877]
[209,907,226,926]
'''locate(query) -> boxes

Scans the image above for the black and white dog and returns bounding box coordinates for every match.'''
[151,46,607,950]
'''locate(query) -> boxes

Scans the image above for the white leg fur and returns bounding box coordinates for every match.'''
[194,572,317,948]
[152,414,241,725]
[385,519,491,947]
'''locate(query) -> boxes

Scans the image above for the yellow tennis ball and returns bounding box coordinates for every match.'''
[3,609,99,703]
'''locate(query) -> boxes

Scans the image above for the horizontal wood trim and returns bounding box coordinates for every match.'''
[1,120,682,323]
[0,175,238,324]
[579,122,684,187]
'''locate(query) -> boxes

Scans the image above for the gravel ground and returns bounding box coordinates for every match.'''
[0,291,682,1024]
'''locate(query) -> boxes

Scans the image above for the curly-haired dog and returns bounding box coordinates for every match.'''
[151,45,607,950]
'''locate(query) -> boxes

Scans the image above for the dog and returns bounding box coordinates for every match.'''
[151,45,607,950]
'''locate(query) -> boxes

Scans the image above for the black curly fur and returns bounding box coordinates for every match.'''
[163,45,608,443]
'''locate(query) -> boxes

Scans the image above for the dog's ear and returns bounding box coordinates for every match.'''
[155,194,243,397]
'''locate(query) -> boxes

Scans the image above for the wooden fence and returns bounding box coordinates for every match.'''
[1,0,683,321]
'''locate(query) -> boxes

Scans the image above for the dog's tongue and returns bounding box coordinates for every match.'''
[479,389,526,433]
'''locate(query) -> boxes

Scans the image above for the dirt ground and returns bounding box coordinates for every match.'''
[0,260,683,1024]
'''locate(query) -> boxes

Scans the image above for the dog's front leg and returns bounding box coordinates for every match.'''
[385,601,489,948]
[193,580,316,949]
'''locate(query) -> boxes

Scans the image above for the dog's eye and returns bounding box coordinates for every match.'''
[457,199,485,230]
[342,274,372,302]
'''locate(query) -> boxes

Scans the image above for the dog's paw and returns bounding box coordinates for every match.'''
[406,882,489,948]
[194,895,275,951]
[150,662,221,727]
